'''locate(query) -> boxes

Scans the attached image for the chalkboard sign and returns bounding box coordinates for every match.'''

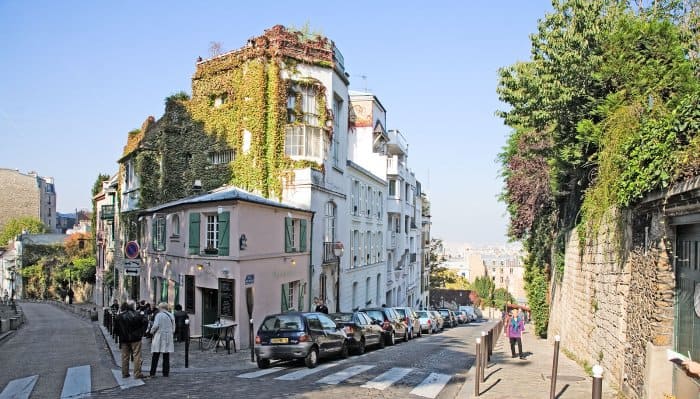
[185,275,195,313]
[219,279,235,319]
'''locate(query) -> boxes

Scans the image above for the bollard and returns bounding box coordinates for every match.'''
[550,335,561,399]
[184,319,190,368]
[480,331,487,383]
[592,364,603,399]
[487,329,493,361]
[475,337,481,397]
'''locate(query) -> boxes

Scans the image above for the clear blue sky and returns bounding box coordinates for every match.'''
[0,1,552,245]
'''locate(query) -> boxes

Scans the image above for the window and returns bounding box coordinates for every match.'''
[284,125,323,158]
[389,179,397,197]
[281,280,302,312]
[359,184,365,216]
[319,274,327,303]
[366,187,372,217]
[208,150,235,165]
[405,216,409,234]
[299,85,319,126]
[366,231,371,264]
[242,130,252,154]
[332,96,342,167]
[324,202,336,242]
[213,93,227,108]
[206,215,218,250]
[352,281,358,309]
[284,217,308,253]
[352,230,359,268]
[170,214,180,237]
[376,274,381,306]
[152,217,166,251]
[365,277,371,306]
[286,89,297,123]
[377,231,383,261]
[352,180,360,216]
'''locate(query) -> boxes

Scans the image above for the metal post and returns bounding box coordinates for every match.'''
[185,319,190,368]
[250,318,255,363]
[487,329,493,361]
[480,331,487,383]
[474,337,481,397]
[550,335,561,399]
[592,364,603,399]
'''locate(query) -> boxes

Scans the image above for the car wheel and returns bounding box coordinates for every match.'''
[356,338,366,355]
[404,330,409,342]
[340,342,349,359]
[408,328,412,340]
[257,358,270,369]
[378,334,386,349]
[305,347,319,368]
[387,331,395,346]
[418,328,422,338]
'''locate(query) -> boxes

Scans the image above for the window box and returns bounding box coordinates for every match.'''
[204,247,219,255]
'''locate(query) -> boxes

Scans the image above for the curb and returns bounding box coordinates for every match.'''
[0,330,15,343]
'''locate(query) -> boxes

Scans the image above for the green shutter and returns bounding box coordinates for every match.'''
[151,219,157,250]
[281,284,289,312]
[188,213,200,255]
[299,219,307,252]
[218,211,230,256]
[284,217,292,253]
[298,284,303,311]
[161,278,168,302]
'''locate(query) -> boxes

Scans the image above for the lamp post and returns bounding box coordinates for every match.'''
[333,242,344,312]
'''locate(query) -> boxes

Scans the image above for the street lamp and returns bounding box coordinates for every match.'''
[333,242,344,312]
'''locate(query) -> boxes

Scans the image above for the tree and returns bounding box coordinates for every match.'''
[65,233,93,259]
[428,238,454,288]
[469,276,495,309]
[493,288,516,311]
[0,217,46,245]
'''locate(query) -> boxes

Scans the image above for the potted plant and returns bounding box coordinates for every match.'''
[204,246,218,255]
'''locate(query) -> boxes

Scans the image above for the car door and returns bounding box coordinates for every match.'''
[361,312,381,345]
[306,314,327,352]
[318,313,344,354]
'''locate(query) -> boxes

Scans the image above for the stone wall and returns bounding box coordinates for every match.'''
[0,169,40,236]
[549,209,676,398]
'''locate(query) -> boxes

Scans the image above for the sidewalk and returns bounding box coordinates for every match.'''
[459,323,619,399]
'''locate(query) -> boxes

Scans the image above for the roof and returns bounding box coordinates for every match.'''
[142,185,311,214]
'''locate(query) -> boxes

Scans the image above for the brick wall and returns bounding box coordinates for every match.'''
[0,169,41,236]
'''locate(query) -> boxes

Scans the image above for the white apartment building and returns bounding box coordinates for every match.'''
[93,174,119,307]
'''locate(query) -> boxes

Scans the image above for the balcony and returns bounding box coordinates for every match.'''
[387,232,397,250]
[323,242,338,264]
[100,205,115,220]
[387,198,402,215]
[386,156,407,179]
[386,130,407,155]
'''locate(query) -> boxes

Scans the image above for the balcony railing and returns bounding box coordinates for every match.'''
[100,204,115,220]
[387,232,397,249]
[323,242,338,263]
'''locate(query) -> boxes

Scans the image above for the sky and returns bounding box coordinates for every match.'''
[0,1,553,245]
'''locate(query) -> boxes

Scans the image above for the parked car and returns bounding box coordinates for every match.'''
[360,307,408,345]
[416,310,436,334]
[437,308,457,328]
[455,310,468,324]
[459,305,477,322]
[393,307,422,339]
[429,310,445,331]
[255,312,348,369]
[329,311,384,354]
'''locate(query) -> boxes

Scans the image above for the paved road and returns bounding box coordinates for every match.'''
[0,302,120,398]
[93,321,492,399]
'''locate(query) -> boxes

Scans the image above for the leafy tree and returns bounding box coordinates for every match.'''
[428,238,454,288]
[65,233,93,259]
[493,287,516,311]
[469,276,495,309]
[0,217,46,245]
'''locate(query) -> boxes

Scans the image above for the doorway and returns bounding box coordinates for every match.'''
[201,288,218,336]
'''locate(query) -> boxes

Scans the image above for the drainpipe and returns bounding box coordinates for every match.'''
[308,212,314,311]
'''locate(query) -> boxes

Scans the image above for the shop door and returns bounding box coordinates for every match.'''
[201,288,218,337]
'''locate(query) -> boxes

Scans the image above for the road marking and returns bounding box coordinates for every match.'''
[361,367,413,390]
[237,367,285,379]
[275,362,339,380]
[60,365,91,399]
[316,365,374,385]
[0,375,38,399]
[111,370,145,389]
[409,372,452,398]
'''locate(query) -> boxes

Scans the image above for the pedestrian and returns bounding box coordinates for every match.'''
[148,302,175,377]
[110,299,119,313]
[115,300,148,379]
[505,308,526,359]
[316,299,328,314]
[173,304,189,342]
[313,297,320,310]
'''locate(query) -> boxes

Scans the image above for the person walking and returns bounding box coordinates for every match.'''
[505,308,526,359]
[148,302,175,377]
[173,304,189,342]
[115,300,148,379]
[315,299,329,314]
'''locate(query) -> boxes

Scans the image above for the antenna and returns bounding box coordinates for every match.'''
[353,74,370,92]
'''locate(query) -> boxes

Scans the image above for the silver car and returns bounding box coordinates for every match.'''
[416,310,437,334]
[429,310,444,331]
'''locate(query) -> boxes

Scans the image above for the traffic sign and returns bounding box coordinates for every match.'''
[124,268,140,276]
[245,274,254,285]
[125,241,140,259]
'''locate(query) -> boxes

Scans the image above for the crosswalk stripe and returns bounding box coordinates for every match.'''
[237,367,285,379]
[316,365,374,385]
[361,367,412,390]
[110,370,145,390]
[409,372,452,398]
[60,365,91,399]
[274,362,339,381]
[0,375,38,399]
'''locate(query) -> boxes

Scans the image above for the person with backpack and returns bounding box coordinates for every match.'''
[115,300,148,379]
[505,308,526,359]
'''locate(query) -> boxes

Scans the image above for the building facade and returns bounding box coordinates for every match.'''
[93,174,119,307]
[0,168,56,234]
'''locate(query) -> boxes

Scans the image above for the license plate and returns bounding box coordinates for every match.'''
[270,338,288,344]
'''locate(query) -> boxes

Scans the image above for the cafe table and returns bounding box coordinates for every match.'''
[202,320,237,354]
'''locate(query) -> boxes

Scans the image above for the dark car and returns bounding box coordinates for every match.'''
[329,311,385,354]
[360,307,408,345]
[255,312,349,369]
[437,308,457,328]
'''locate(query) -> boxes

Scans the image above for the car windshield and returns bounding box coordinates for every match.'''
[261,315,303,332]
[330,313,353,322]
[439,310,449,316]
[364,310,384,321]
[416,311,429,318]
[394,308,406,317]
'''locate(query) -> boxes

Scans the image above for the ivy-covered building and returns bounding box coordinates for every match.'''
[110,25,428,325]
